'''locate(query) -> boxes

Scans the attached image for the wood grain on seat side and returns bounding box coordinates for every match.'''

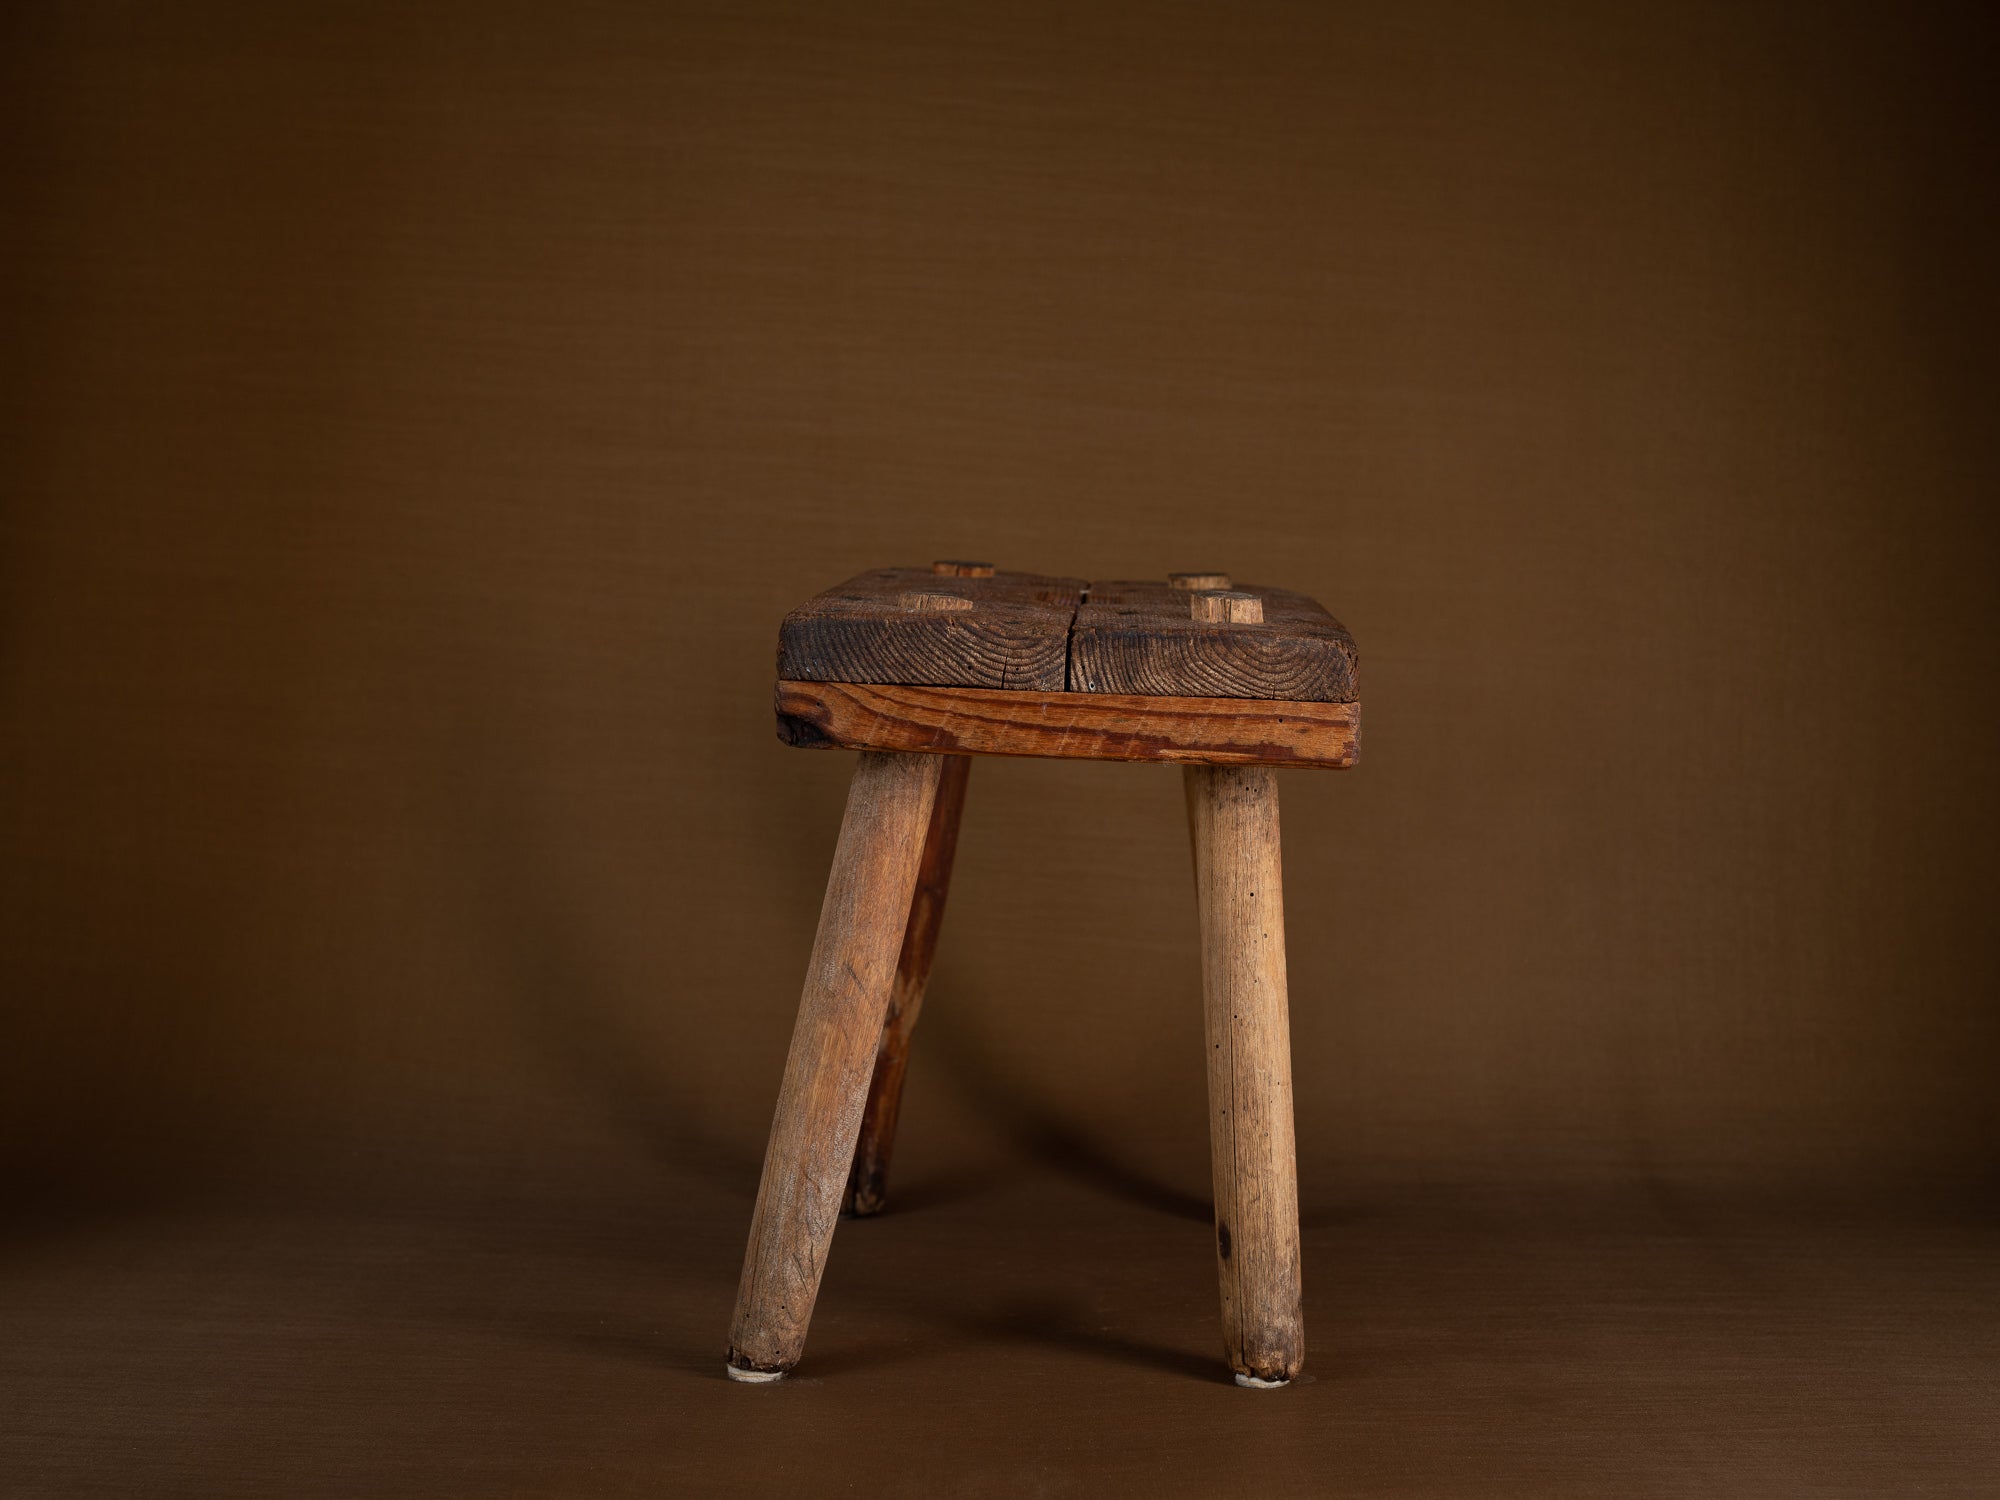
[777,680,1358,769]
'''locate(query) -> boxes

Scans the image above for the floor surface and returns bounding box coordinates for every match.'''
[5,1166,1996,1497]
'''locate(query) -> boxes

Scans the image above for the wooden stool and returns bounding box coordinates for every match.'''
[726,563,1360,1388]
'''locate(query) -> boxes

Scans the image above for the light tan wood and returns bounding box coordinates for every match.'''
[901,591,975,613]
[727,750,946,1380]
[1185,764,1304,1386]
[931,559,996,577]
[845,755,970,1216]
[1168,571,1233,590]
[1190,589,1266,624]
[776,680,1359,769]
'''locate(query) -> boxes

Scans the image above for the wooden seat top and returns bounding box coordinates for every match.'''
[775,562,1360,769]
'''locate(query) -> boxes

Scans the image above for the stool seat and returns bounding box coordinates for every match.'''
[727,561,1360,1390]
[776,564,1360,767]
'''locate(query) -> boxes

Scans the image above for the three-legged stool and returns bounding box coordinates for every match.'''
[727,563,1359,1387]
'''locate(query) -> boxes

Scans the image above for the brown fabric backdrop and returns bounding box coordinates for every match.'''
[3,8,2000,1496]
[2,4,1997,1490]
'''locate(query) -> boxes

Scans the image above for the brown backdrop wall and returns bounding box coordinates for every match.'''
[4,1,1995,1214]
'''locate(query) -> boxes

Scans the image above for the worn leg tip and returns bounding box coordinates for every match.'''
[726,1364,786,1384]
[844,1177,887,1219]
[1233,1372,1291,1389]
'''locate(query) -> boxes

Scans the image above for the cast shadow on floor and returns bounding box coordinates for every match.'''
[803,1295,1225,1384]
[912,974,1211,1223]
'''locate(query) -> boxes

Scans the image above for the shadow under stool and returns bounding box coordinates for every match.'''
[726,562,1360,1388]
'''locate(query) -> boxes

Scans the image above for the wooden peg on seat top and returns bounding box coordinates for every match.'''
[900,592,975,613]
[1190,590,1265,625]
[1169,571,1233,591]
[931,560,995,577]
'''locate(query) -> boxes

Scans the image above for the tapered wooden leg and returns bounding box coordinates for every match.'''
[844,754,970,1217]
[726,751,946,1382]
[1185,764,1304,1387]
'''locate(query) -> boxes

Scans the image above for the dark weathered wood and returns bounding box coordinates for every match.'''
[845,754,970,1217]
[777,567,1085,692]
[776,680,1359,769]
[727,751,945,1381]
[1069,579,1358,702]
[1186,764,1304,1386]
[778,568,1357,702]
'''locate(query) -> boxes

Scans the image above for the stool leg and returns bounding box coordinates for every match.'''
[727,750,945,1382]
[845,754,971,1217]
[1184,764,1305,1387]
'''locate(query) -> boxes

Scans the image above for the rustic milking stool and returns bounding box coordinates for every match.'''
[726,563,1359,1388]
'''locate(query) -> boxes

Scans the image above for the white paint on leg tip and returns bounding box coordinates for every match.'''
[1234,1372,1290,1389]
[727,1365,785,1384]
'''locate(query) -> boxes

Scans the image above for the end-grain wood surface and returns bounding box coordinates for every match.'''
[1071,580,1356,701]
[777,568,1360,704]
[777,567,1086,691]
